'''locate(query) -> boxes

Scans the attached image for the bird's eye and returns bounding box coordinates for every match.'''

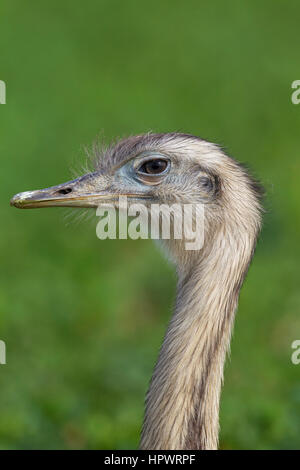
[138,159,168,175]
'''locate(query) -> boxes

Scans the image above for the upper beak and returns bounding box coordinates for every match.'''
[10,173,114,209]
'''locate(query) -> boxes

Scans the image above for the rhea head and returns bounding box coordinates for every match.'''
[10,132,262,269]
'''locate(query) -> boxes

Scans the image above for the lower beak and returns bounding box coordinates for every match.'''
[10,175,115,209]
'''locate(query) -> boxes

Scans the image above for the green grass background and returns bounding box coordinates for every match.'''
[1,0,300,449]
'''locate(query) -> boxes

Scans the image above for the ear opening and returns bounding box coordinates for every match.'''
[199,173,221,198]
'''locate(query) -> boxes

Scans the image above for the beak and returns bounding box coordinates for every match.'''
[10,173,117,209]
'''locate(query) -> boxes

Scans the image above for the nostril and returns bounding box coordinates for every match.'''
[57,187,72,195]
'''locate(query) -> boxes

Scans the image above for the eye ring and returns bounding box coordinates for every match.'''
[137,158,169,176]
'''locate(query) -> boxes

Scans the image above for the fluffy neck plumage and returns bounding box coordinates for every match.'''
[140,220,259,450]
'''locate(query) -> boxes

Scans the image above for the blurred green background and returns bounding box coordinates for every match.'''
[1,0,300,450]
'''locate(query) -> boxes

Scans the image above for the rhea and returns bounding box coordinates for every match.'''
[10,133,263,450]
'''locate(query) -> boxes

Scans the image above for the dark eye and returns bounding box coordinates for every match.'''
[138,159,168,175]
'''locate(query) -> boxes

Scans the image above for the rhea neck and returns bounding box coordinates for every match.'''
[140,220,257,450]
